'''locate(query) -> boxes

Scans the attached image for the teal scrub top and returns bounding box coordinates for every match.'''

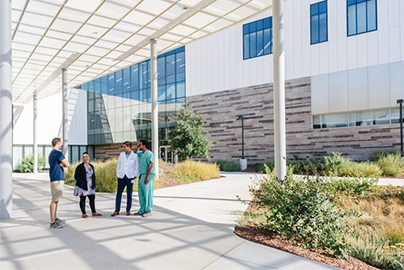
[137,150,155,176]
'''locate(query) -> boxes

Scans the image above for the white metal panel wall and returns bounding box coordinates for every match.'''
[185,0,403,114]
[13,88,88,146]
[311,62,403,114]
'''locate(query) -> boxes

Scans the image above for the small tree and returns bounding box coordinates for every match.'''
[169,102,212,160]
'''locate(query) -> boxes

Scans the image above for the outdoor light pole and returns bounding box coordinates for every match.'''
[398,99,404,157]
[238,115,247,170]
[238,115,245,159]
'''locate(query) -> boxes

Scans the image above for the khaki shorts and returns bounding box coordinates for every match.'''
[50,181,64,202]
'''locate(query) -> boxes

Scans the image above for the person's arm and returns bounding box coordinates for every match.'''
[74,164,84,188]
[91,164,96,190]
[74,164,80,184]
[116,154,121,177]
[133,143,141,153]
[60,158,70,168]
[134,155,139,178]
[144,161,153,185]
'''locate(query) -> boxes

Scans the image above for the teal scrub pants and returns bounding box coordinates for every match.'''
[138,174,155,214]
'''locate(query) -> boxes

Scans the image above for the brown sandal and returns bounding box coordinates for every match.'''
[110,211,119,216]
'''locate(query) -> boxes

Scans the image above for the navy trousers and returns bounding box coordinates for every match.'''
[115,175,133,212]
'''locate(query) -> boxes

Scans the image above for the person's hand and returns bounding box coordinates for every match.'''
[144,176,149,185]
[59,163,64,167]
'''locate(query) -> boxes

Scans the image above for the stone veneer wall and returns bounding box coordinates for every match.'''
[94,143,124,161]
[188,77,401,163]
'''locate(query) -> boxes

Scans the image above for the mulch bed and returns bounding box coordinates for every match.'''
[234,204,379,270]
[234,226,379,270]
[158,173,182,188]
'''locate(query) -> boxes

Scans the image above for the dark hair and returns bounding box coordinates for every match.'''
[123,141,132,148]
[51,138,61,147]
[82,152,89,156]
[140,140,150,150]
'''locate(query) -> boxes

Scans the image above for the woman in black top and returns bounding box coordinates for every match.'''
[74,152,102,218]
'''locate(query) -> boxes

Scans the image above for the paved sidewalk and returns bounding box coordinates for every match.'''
[1,172,342,270]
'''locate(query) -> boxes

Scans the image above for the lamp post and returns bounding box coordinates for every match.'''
[238,115,247,170]
[398,99,404,157]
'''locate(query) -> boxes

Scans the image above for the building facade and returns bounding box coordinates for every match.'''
[13,0,404,167]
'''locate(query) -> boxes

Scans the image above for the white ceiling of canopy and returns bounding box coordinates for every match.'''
[11,0,272,103]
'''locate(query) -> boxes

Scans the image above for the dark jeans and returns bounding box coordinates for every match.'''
[115,176,134,212]
[79,195,96,214]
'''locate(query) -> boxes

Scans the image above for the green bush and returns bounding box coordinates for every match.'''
[213,160,241,172]
[253,161,274,173]
[321,152,382,178]
[289,157,322,175]
[17,154,46,173]
[322,152,350,176]
[338,162,382,178]
[376,152,404,176]
[326,177,378,195]
[348,234,404,270]
[250,173,348,258]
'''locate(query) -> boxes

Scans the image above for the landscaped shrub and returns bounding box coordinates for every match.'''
[174,160,220,180]
[213,160,241,171]
[326,177,378,195]
[65,159,127,193]
[322,152,382,178]
[376,152,404,176]
[338,186,404,269]
[322,152,350,176]
[17,154,46,172]
[253,161,275,173]
[289,156,322,175]
[338,162,382,178]
[250,173,348,258]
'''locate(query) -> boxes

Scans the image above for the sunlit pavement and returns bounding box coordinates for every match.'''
[0,172,359,270]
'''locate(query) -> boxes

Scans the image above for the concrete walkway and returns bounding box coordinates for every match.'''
[2,172,375,270]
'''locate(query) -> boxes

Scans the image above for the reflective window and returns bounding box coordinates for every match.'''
[84,46,185,145]
[347,0,377,36]
[311,1,328,44]
[349,109,389,126]
[313,108,400,129]
[243,17,272,60]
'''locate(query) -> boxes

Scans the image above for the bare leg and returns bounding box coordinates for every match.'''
[50,201,58,223]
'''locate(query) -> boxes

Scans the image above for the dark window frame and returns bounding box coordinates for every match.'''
[347,0,378,37]
[310,0,328,45]
[243,17,272,60]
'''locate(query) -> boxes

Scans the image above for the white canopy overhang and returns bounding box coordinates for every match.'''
[11,0,272,104]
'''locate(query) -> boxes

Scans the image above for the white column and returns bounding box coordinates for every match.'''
[33,94,38,174]
[62,69,68,160]
[0,0,12,219]
[273,0,287,180]
[150,39,159,177]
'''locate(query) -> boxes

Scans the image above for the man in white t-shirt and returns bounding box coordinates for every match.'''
[111,141,139,216]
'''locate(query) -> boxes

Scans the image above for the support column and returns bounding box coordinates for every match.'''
[150,39,159,177]
[62,69,68,160]
[273,0,287,180]
[0,0,13,219]
[33,94,38,174]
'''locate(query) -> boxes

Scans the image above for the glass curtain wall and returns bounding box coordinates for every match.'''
[84,46,185,146]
